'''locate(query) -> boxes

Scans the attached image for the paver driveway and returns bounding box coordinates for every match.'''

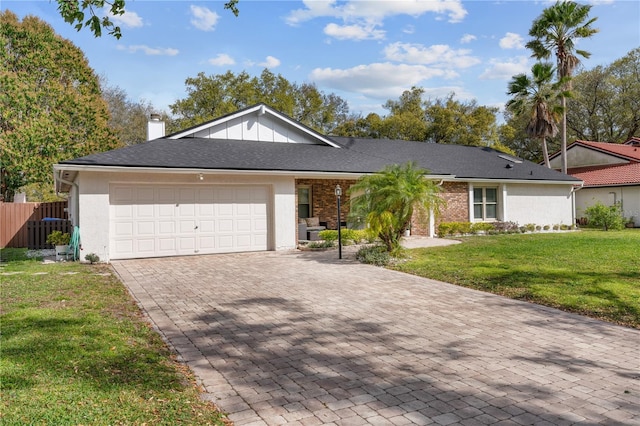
[112,250,639,426]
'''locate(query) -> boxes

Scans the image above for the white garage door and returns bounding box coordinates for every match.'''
[109,185,269,259]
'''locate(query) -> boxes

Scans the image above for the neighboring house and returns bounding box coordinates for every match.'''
[54,104,580,261]
[549,138,640,227]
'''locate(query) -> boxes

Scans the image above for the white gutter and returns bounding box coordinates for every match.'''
[52,164,453,181]
[54,164,578,186]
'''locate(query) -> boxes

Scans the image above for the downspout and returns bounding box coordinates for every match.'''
[55,168,79,226]
[570,182,584,227]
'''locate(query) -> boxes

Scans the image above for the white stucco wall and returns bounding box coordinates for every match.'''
[502,183,575,226]
[550,145,628,168]
[576,186,640,226]
[75,170,296,261]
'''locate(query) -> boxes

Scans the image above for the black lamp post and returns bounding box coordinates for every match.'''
[335,184,342,259]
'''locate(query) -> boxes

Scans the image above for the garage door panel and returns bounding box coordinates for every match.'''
[218,219,233,232]
[136,221,155,236]
[236,219,251,232]
[158,204,174,217]
[137,239,155,254]
[110,184,269,259]
[254,218,267,231]
[137,187,155,202]
[199,220,215,232]
[137,204,154,217]
[218,235,234,249]
[114,205,133,218]
[158,220,175,235]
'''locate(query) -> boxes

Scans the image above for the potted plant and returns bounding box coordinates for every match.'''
[47,231,71,260]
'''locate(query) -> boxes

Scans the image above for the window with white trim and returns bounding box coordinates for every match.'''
[473,187,498,221]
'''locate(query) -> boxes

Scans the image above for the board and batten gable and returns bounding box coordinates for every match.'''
[169,103,339,146]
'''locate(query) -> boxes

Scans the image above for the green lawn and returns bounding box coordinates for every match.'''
[393,230,640,328]
[1,249,228,425]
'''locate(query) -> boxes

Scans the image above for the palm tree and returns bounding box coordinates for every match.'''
[348,162,444,253]
[526,0,598,174]
[506,63,567,168]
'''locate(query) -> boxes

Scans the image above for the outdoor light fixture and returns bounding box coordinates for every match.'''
[198,173,204,181]
[335,185,342,259]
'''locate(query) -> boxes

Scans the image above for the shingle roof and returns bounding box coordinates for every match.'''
[568,163,640,187]
[61,136,579,182]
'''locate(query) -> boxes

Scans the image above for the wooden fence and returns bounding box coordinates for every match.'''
[0,201,68,248]
[27,220,73,250]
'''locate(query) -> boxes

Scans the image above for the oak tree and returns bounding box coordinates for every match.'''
[0,11,121,201]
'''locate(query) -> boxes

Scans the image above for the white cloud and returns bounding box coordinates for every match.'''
[309,62,452,100]
[499,32,525,49]
[117,45,179,56]
[403,25,415,35]
[479,56,529,80]
[107,8,143,28]
[286,0,467,25]
[208,53,235,66]
[324,23,385,40]
[258,56,281,68]
[190,5,219,31]
[460,34,476,44]
[383,42,480,68]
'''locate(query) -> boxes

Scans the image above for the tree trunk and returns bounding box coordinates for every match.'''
[561,96,568,174]
[541,137,551,168]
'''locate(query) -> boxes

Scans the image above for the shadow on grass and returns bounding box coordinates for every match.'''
[2,312,182,393]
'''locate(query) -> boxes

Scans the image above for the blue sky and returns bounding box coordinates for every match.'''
[4,1,639,118]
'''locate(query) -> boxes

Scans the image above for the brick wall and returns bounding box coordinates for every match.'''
[297,179,470,238]
[410,181,469,236]
[296,179,356,230]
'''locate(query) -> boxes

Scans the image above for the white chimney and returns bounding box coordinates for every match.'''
[147,114,165,140]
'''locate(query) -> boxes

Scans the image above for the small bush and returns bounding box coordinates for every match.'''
[535,225,542,231]
[356,245,391,266]
[46,231,70,246]
[553,224,560,230]
[584,201,625,231]
[85,253,100,264]
[471,222,494,233]
[308,240,334,249]
[543,225,550,231]
[493,221,519,233]
[524,223,536,232]
[319,229,369,245]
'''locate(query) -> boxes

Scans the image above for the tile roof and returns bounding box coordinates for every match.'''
[61,136,580,183]
[569,163,640,187]
[573,140,640,161]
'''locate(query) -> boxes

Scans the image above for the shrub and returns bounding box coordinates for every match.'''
[471,222,494,233]
[493,221,519,233]
[543,225,550,230]
[584,201,625,231]
[85,253,100,264]
[307,240,334,249]
[535,225,542,231]
[356,245,391,266]
[46,231,70,246]
[438,221,473,236]
[319,229,369,245]
[524,223,536,232]
[318,230,338,243]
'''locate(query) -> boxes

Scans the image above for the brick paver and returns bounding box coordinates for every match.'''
[112,249,639,425]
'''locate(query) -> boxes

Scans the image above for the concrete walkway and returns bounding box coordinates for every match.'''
[112,248,639,426]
